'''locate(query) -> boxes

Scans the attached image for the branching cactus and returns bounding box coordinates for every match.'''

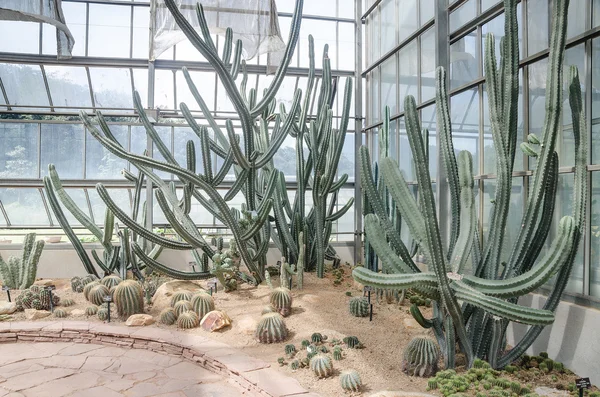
[353,0,586,369]
[0,233,45,289]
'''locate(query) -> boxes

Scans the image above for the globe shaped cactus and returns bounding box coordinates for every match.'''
[340,369,362,392]
[310,354,333,378]
[83,281,100,300]
[170,291,193,307]
[159,308,177,325]
[269,287,292,317]
[190,292,215,318]
[402,337,439,377]
[173,300,193,318]
[61,298,76,307]
[255,312,288,343]
[85,306,98,316]
[88,284,110,306]
[113,280,144,319]
[177,310,200,329]
[53,308,68,318]
[349,297,369,317]
[97,307,109,321]
[100,275,122,289]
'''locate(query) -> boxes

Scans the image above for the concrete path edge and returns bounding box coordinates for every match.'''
[0,321,320,397]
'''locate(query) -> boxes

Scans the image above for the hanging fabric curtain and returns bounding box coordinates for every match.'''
[0,0,74,59]
[152,0,286,72]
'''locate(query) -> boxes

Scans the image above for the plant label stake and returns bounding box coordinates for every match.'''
[369,303,373,321]
[575,378,591,397]
[103,295,113,323]
[207,278,218,295]
[189,262,197,272]
[45,285,56,312]
[2,286,10,302]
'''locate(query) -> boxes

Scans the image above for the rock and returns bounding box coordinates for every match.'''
[237,315,257,336]
[535,387,570,397]
[200,310,231,332]
[125,314,155,327]
[70,309,85,317]
[152,280,205,313]
[25,309,51,320]
[34,279,55,287]
[0,301,17,315]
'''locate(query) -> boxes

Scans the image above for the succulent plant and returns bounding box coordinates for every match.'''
[301,339,310,349]
[0,233,44,289]
[19,293,33,309]
[113,280,144,319]
[540,352,549,359]
[510,381,522,394]
[97,307,109,321]
[53,308,67,318]
[39,289,52,310]
[29,285,41,294]
[339,369,362,392]
[62,298,76,307]
[170,291,193,307]
[427,379,438,390]
[285,344,296,356]
[309,354,333,378]
[85,306,98,316]
[543,358,554,371]
[159,308,177,325]
[83,281,100,300]
[402,337,439,377]
[31,298,43,310]
[255,312,288,343]
[100,275,122,289]
[311,333,323,343]
[82,274,98,285]
[290,360,299,370]
[343,336,361,349]
[173,300,193,318]
[177,310,199,329]
[261,305,276,315]
[190,293,215,318]
[269,287,292,317]
[553,361,564,372]
[88,284,110,306]
[349,297,369,317]
[319,346,328,353]
[333,346,343,360]
[71,276,84,292]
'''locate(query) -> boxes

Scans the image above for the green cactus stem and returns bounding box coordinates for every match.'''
[0,233,45,290]
[53,308,68,318]
[333,346,343,360]
[170,291,193,306]
[173,300,193,318]
[343,336,361,349]
[100,275,122,289]
[270,287,292,317]
[88,284,110,306]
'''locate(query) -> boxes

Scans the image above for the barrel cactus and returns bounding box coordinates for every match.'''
[310,354,333,378]
[173,300,193,318]
[113,280,144,319]
[349,297,369,317]
[31,299,43,310]
[402,337,439,377]
[83,281,100,300]
[97,307,109,321]
[100,275,122,289]
[340,369,362,392]
[285,344,296,356]
[190,293,215,318]
[62,298,76,307]
[177,310,199,329]
[53,308,67,318]
[170,291,193,307]
[39,289,52,310]
[343,336,361,349]
[333,346,343,360]
[311,332,324,343]
[255,312,288,343]
[88,284,110,306]
[71,276,84,292]
[269,287,292,317]
[85,306,98,316]
[290,360,300,370]
[159,308,177,325]
[261,305,276,315]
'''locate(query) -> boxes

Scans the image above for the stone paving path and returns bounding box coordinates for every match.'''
[0,342,246,397]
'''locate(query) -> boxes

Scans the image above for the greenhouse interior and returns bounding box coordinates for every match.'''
[0,0,599,395]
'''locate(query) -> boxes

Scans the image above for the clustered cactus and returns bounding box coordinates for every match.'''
[0,233,44,290]
[15,286,60,311]
[85,306,98,316]
[353,0,586,369]
[255,312,288,343]
[402,337,440,377]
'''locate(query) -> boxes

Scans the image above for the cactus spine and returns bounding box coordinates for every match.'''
[255,312,288,343]
[85,306,98,316]
[269,287,292,317]
[0,233,44,289]
[113,280,144,319]
[353,0,585,369]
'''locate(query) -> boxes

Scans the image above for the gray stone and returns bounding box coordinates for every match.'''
[125,314,155,327]
[24,309,51,320]
[0,302,16,315]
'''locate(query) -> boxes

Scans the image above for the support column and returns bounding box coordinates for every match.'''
[354,0,364,265]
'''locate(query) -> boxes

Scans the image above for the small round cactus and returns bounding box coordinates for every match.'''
[85,306,98,316]
[504,364,517,373]
[333,346,343,360]
[88,284,110,306]
[290,360,299,370]
[29,285,41,294]
[269,287,292,317]
[71,276,84,292]
[255,312,288,343]
[83,281,100,300]
[510,381,522,394]
[427,379,438,390]
[343,336,361,349]
[311,332,323,343]
[402,337,439,377]
[177,310,199,329]
[159,308,177,325]
[554,361,564,372]
[340,369,361,392]
[32,299,43,310]
[173,300,193,318]
[190,293,215,318]
[97,307,109,321]
[61,298,76,307]
[301,339,310,349]
[113,280,144,319]
[284,344,296,356]
[349,297,369,317]
[261,305,276,315]
[39,290,52,310]
[309,354,333,378]
[170,291,193,307]
[82,274,99,285]
[100,275,122,289]
[53,308,67,318]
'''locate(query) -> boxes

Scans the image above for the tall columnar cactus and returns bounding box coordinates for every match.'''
[354,0,586,369]
[0,233,45,289]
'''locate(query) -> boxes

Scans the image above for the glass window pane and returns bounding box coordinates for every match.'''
[420,0,434,25]
[450,30,479,89]
[88,4,131,58]
[132,68,149,108]
[299,20,336,69]
[339,132,355,182]
[399,0,418,43]
[44,66,92,109]
[273,134,297,178]
[89,68,133,110]
[0,21,39,54]
[369,68,380,124]
[482,0,501,13]
[380,0,396,54]
[176,70,215,112]
[567,1,586,39]
[338,22,355,71]
[0,123,38,179]
[590,172,600,298]
[450,0,476,32]
[132,6,150,59]
[559,45,585,168]
[381,56,397,115]
[527,0,548,55]
[451,88,480,175]
[421,28,436,103]
[339,0,354,19]
[595,0,600,28]
[175,38,209,62]
[399,40,418,112]
[173,127,204,174]
[86,125,128,179]
[186,189,214,225]
[152,126,172,180]
[41,124,84,179]
[89,188,130,225]
[61,2,86,56]
[337,188,355,233]
[154,69,175,110]
[0,64,50,109]
[389,119,398,161]
[593,38,600,165]
[368,10,380,64]
[0,188,49,226]
[303,0,336,17]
